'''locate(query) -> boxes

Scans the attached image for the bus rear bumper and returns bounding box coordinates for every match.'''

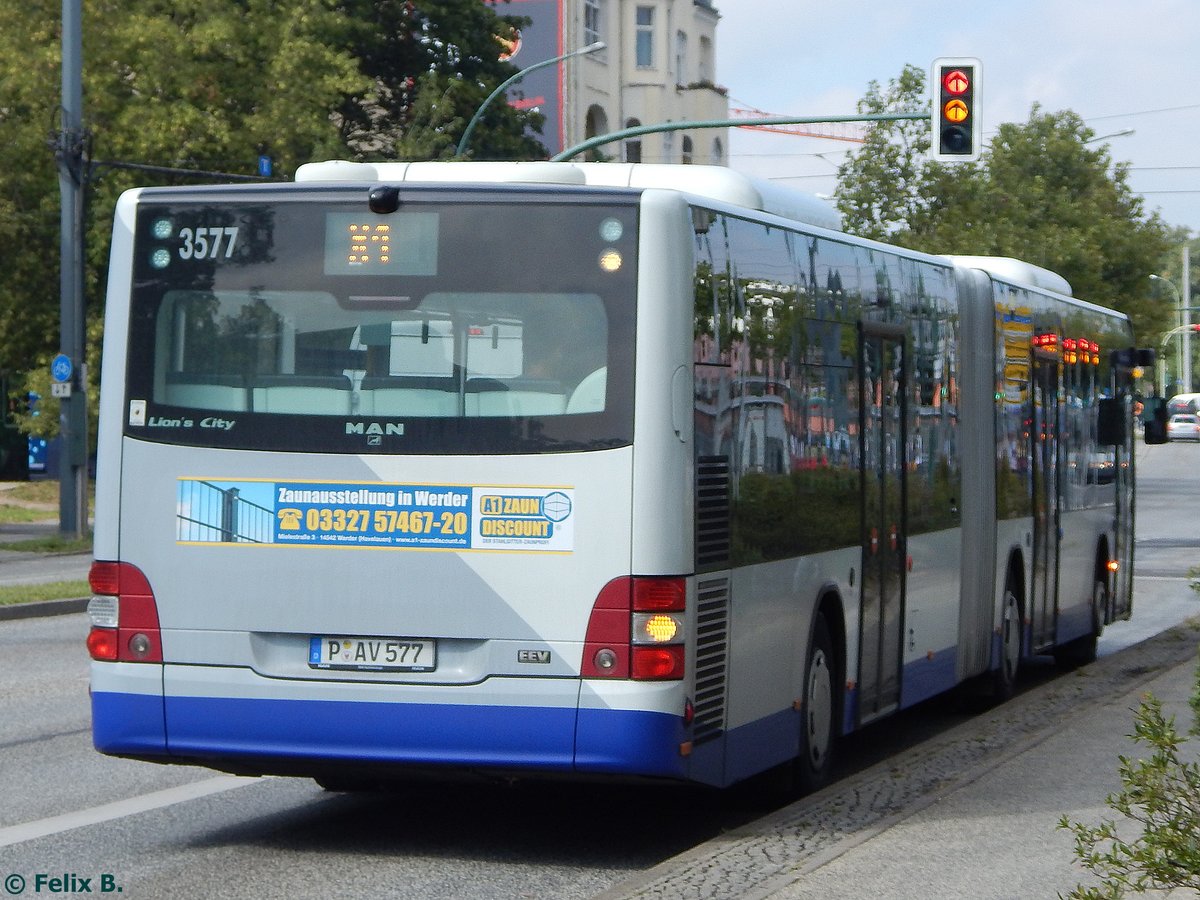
[90,664,689,779]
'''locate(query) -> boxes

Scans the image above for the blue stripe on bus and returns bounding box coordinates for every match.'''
[92,691,167,755]
[1056,602,1093,645]
[899,646,959,709]
[575,706,689,777]
[164,695,581,769]
[94,691,687,777]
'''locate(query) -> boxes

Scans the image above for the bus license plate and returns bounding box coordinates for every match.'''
[309,636,436,672]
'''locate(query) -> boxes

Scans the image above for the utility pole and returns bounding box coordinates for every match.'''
[1183,245,1192,393]
[55,0,88,538]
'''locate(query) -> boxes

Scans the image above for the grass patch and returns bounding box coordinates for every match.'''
[0,506,55,524]
[0,478,94,544]
[8,480,59,505]
[0,580,90,606]
[1,535,93,554]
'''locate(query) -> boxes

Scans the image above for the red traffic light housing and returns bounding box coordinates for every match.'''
[931,57,982,162]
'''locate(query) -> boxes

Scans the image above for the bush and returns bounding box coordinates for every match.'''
[1058,651,1200,898]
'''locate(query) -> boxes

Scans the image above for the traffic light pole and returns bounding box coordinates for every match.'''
[550,112,927,162]
[56,0,88,539]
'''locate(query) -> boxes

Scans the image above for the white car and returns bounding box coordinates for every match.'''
[1167,413,1200,441]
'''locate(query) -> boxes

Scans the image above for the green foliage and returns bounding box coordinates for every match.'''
[1058,656,1200,898]
[0,0,549,443]
[835,66,1176,346]
[334,0,546,160]
[835,64,933,242]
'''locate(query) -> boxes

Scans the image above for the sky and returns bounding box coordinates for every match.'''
[713,0,1200,238]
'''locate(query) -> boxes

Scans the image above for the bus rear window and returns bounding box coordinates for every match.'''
[125,193,637,454]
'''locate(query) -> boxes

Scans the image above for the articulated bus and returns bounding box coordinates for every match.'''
[87,162,1144,791]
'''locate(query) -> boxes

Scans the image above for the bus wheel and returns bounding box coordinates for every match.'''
[992,582,1022,701]
[1055,575,1105,669]
[796,613,837,793]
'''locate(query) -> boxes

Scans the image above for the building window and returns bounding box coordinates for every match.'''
[636,6,654,68]
[675,30,688,83]
[585,105,610,161]
[584,0,601,46]
[699,36,712,83]
[711,137,723,164]
[625,118,642,163]
[681,136,693,164]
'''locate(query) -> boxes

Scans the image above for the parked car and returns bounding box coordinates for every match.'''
[1167,413,1200,441]
[1167,393,1200,416]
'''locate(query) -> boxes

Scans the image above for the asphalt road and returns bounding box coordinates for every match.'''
[0,440,1196,899]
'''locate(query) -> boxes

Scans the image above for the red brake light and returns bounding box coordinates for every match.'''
[89,561,120,595]
[86,561,162,663]
[632,577,686,611]
[632,645,685,680]
[582,576,687,680]
[86,628,118,661]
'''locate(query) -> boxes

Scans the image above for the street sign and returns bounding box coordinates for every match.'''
[51,382,72,398]
[51,353,73,384]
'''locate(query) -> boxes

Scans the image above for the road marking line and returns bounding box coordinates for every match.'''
[0,775,258,848]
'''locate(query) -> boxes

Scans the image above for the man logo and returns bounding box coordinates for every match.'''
[345,422,405,436]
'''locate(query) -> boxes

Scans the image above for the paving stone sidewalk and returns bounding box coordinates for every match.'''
[596,619,1200,900]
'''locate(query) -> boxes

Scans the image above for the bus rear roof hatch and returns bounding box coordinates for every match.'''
[949,255,1073,297]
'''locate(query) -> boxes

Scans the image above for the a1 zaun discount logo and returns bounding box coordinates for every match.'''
[5,872,124,894]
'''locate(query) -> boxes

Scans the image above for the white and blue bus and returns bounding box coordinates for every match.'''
[87,162,1144,791]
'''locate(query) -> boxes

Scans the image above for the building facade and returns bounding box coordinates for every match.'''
[496,0,728,163]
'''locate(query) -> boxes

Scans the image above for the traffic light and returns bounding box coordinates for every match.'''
[931,57,981,162]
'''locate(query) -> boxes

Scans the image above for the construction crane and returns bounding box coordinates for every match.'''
[730,103,869,143]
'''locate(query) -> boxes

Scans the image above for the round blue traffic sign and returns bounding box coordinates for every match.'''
[51,353,73,383]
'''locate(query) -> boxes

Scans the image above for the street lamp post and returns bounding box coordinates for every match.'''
[1150,273,1184,394]
[455,41,606,159]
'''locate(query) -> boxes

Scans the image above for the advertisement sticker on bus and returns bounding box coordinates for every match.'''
[175,478,574,552]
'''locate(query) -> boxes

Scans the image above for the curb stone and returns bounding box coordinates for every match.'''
[0,597,89,621]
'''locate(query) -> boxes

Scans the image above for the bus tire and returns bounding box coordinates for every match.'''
[992,578,1022,702]
[796,613,837,794]
[1055,574,1105,669]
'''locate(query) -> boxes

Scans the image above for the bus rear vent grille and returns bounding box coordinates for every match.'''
[696,456,730,569]
[693,575,729,743]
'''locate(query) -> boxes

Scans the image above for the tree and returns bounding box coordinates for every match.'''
[0,0,549,442]
[835,64,936,242]
[835,66,1176,344]
[334,0,547,161]
[0,0,368,432]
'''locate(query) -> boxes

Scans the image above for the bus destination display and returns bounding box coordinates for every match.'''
[324,212,439,276]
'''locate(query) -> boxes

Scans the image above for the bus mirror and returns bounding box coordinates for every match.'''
[1096,398,1125,446]
[1142,396,1169,445]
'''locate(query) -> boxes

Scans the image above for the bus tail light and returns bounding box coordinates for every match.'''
[582,576,686,680]
[632,645,685,680]
[86,561,162,663]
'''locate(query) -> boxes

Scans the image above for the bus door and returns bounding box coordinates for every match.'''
[1030,350,1061,650]
[857,323,907,723]
[1112,384,1135,620]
